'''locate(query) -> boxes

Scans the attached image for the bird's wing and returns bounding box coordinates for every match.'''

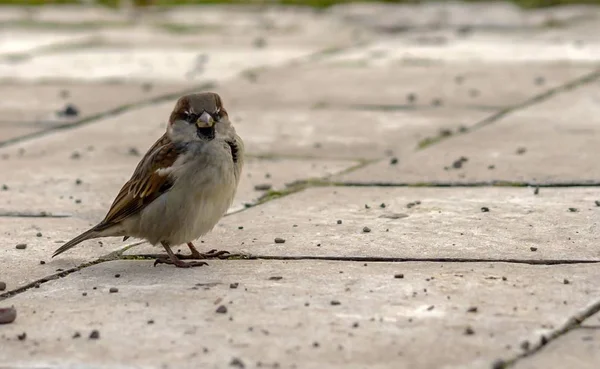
[96,142,180,230]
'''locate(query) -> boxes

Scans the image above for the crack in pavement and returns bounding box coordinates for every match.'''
[329,181,600,188]
[0,211,71,218]
[492,297,600,368]
[0,241,144,302]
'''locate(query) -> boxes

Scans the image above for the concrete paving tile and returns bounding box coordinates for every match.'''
[0,217,127,292]
[514,317,600,369]
[323,29,600,64]
[219,62,593,111]
[0,260,598,369]
[126,187,600,261]
[0,29,93,56]
[0,82,190,143]
[0,46,313,82]
[329,2,599,30]
[232,107,488,160]
[336,82,600,184]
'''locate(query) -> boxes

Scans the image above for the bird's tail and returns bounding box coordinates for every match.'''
[52,228,100,258]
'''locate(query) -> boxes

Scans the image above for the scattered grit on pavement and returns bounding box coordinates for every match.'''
[1,2,600,369]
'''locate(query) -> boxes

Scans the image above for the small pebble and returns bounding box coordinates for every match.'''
[481,207,490,212]
[379,203,386,208]
[488,165,495,170]
[516,147,527,155]
[390,157,398,165]
[230,283,239,289]
[89,330,100,340]
[36,232,42,237]
[17,332,26,341]
[230,357,245,368]
[59,104,79,117]
[362,226,371,233]
[394,274,404,279]
[39,261,45,265]
[0,307,17,324]
[1,184,8,191]
[71,151,81,160]
[595,200,600,207]
[520,340,530,351]
[114,274,121,278]
[467,306,478,313]
[568,207,578,212]
[72,332,81,339]
[274,237,286,244]
[330,300,341,306]
[269,276,283,281]
[563,279,570,285]
[147,320,155,325]
[406,93,417,103]
[254,184,272,191]
[534,187,539,195]
[15,243,27,250]
[109,287,119,293]
[530,247,538,252]
[0,282,6,291]
[216,305,228,314]
[336,220,342,224]
[464,326,475,335]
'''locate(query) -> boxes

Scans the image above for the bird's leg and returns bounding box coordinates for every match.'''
[182,242,230,259]
[154,241,208,268]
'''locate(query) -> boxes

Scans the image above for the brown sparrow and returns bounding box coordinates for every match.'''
[52,92,244,268]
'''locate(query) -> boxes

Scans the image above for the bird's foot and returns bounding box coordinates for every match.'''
[187,242,231,259]
[153,257,208,268]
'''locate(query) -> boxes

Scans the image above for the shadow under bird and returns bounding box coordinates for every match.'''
[52,92,244,268]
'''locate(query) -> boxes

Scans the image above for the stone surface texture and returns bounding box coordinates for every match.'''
[1,2,600,369]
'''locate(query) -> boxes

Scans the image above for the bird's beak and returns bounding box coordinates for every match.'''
[196,111,215,128]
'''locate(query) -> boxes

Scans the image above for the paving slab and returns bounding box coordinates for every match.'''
[323,29,600,64]
[219,62,593,110]
[126,187,600,261]
[336,81,600,185]
[1,260,598,369]
[329,2,599,31]
[0,29,93,56]
[231,107,488,160]
[0,82,190,143]
[514,315,600,369]
[0,217,128,293]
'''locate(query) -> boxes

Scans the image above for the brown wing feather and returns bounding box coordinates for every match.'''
[95,142,180,230]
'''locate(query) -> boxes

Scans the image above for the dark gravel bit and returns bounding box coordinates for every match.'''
[82,292,87,296]
[530,247,538,252]
[516,147,527,155]
[540,335,548,346]
[352,322,359,328]
[364,204,370,209]
[336,220,342,224]
[330,300,341,306]
[89,330,100,340]
[491,359,507,369]
[58,104,80,117]
[534,187,539,195]
[406,93,417,103]
[563,279,570,285]
[0,307,17,324]
[147,320,155,325]
[406,201,421,209]
[394,274,404,279]
[109,287,119,293]
[216,305,228,314]
[452,156,468,169]
[230,283,239,289]
[595,200,600,207]
[230,357,246,368]
[568,207,578,212]
[380,203,386,208]
[254,183,272,191]
[269,276,283,281]
[75,178,82,185]
[427,305,435,311]
[72,332,81,339]
[238,226,244,230]
[1,184,7,191]
[36,232,42,237]
[488,165,495,170]
[71,151,81,159]
[362,226,371,233]
[520,340,530,351]
[481,207,490,212]
[379,213,409,219]
[312,341,320,348]
[17,332,27,341]
[390,157,398,165]
[15,243,27,250]
[467,306,478,313]
[464,326,475,335]
[274,237,286,244]
[0,282,6,291]
[114,274,120,278]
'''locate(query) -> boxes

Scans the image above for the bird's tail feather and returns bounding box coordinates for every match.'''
[52,228,100,258]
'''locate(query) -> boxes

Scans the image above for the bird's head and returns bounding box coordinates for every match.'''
[167,92,230,143]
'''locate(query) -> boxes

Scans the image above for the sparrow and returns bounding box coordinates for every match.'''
[52,92,244,268]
